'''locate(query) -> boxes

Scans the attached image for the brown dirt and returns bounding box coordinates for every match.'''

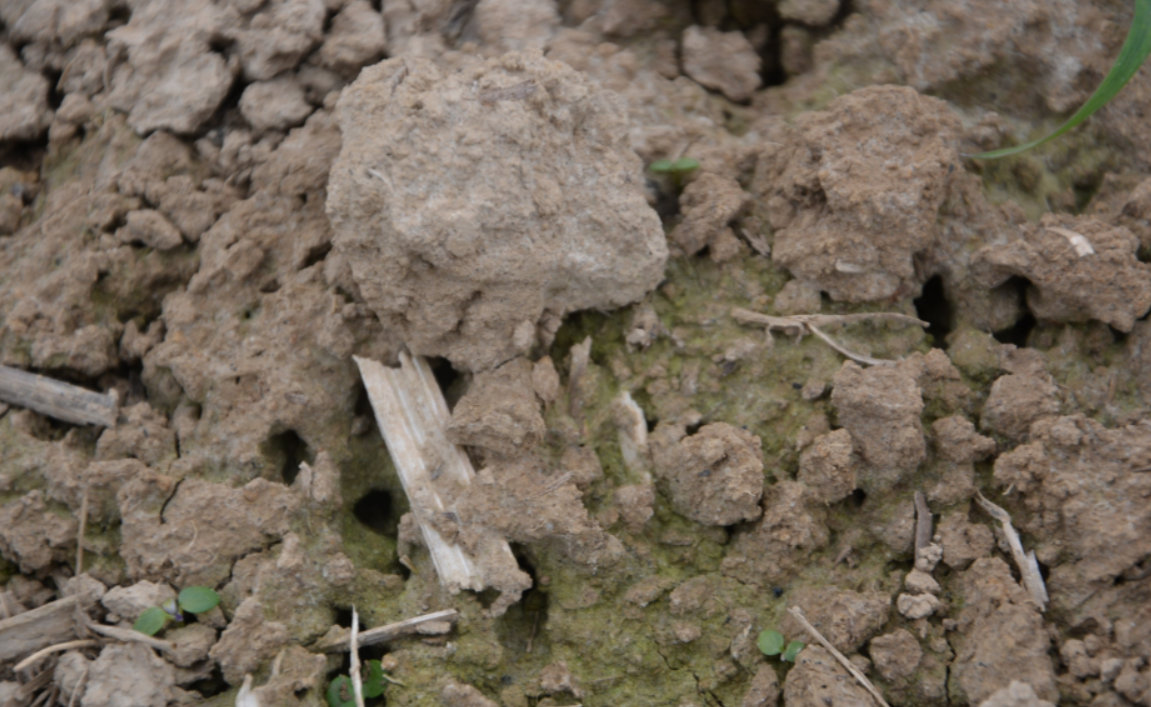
[1,1,1150,706]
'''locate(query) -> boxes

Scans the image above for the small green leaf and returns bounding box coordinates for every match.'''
[362,660,386,698]
[782,640,806,662]
[178,586,220,614]
[970,0,1151,158]
[649,157,701,174]
[133,606,171,636]
[326,675,354,707]
[757,629,785,656]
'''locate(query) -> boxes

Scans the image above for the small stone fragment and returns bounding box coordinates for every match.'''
[448,358,546,459]
[797,428,857,503]
[896,592,940,619]
[239,76,313,132]
[938,511,995,569]
[681,25,762,102]
[118,209,185,250]
[315,0,387,73]
[778,0,840,25]
[977,680,1056,707]
[782,646,875,705]
[670,172,749,256]
[980,372,1060,441]
[870,629,922,682]
[83,643,176,707]
[651,422,764,526]
[831,361,925,491]
[740,663,780,707]
[474,0,559,52]
[931,415,996,462]
[0,45,52,141]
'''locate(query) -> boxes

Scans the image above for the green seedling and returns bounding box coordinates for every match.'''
[326,660,390,707]
[757,628,805,663]
[133,586,220,636]
[649,156,700,191]
[971,0,1151,158]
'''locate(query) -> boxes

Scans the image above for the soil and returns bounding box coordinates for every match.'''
[1,1,1150,706]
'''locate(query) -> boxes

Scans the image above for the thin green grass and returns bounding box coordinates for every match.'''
[970,0,1151,159]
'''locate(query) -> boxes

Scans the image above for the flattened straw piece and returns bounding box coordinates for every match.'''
[913,491,933,561]
[787,607,891,707]
[974,491,1049,610]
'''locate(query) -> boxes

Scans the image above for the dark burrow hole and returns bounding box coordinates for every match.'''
[301,241,332,270]
[992,276,1037,346]
[426,356,465,409]
[849,488,866,508]
[265,429,314,485]
[649,177,682,221]
[187,666,228,698]
[493,546,550,655]
[914,275,954,347]
[352,488,397,536]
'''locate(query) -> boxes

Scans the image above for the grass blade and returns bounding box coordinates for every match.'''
[970,0,1151,159]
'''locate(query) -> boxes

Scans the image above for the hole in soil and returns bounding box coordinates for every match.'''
[991,276,1036,346]
[301,241,332,270]
[352,488,397,536]
[187,665,228,698]
[264,429,314,485]
[426,356,465,409]
[650,178,682,221]
[994,312,1037,347]
[849,488,866,507]
[914,275,954,347]
[494,546,550,655]
[259,278,281,293]
[685,419,705,435]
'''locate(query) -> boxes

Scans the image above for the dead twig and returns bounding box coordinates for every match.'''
[75,485,89,576]
[732,308,928,366]
[84,620,172,652]
[787,607,891,707]
[974,491,1048,611]
[12,639,99,672]
[0,364,118,427]
[316,608,460,653]
[350,606,365,707]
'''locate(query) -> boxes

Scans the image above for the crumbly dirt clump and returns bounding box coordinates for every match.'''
[327,51,667,371]
[753,85,962,302]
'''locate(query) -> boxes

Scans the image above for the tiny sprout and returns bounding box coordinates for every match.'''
[757,628,805,663]
[648,157,700,175]
[648,157,700,192]
[326,659,389,707]
[132,586,221,637]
